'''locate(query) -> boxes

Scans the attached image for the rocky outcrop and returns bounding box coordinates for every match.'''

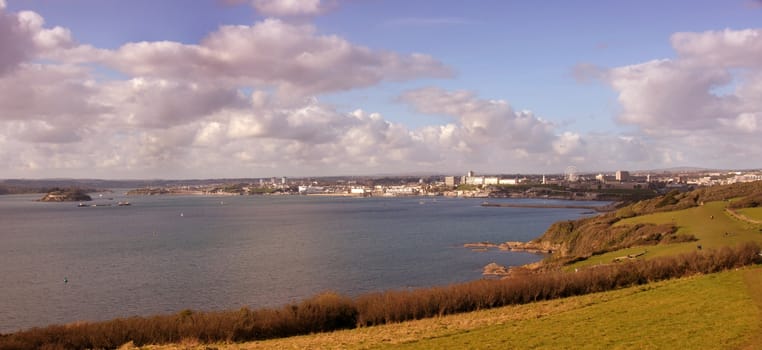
[482,262,510,276]
[464,241,557,254]
[39,189,92,202]
[496,241,558,254]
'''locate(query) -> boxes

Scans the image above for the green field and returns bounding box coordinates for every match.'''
[738,207,762,222]
[141,266,762,349]
[566,201,762,269]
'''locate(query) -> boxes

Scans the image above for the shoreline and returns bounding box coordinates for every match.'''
[480,201,620,212]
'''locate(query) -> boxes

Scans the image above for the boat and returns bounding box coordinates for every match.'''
[117,201,131,206]
[77,203,87,207]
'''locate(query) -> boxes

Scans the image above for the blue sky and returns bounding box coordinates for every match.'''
[1,0,761,178]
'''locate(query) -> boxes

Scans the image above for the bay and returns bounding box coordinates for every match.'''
[0,192,603,333]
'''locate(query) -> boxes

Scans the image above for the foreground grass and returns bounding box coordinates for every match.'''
[568,201,762,269]
[137,266,762,350]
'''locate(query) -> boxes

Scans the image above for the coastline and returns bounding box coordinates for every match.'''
[480,201,620,212]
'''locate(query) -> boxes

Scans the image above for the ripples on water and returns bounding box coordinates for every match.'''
[0,192,603,332]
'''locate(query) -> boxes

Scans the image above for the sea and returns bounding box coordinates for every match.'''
[0,192,605,333]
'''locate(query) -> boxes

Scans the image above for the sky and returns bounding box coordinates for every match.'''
[1,0,761,179]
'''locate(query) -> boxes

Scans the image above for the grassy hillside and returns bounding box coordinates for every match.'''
[135,266,762,349]
[532,181,762,264]
[566,200,762,269]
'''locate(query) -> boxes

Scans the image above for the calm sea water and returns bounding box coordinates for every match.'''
[0,192,603,333]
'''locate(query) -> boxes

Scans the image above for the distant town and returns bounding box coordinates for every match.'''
[4,168,760,202]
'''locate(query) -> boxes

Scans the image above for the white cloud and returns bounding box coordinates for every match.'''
[603,28,762,168]
[400,87,557,152]
[4,4,760,178]
[100,78,247,129]
[608,59,732,131]
[16,10,74,51]
[0,7,86,77]
[553,132,583,156]
[104,19,452,98]
[251,0,331,17]
[671,29,762,68]
[0,6,463,177]
[0,63,107,124]
[0,10,36,75]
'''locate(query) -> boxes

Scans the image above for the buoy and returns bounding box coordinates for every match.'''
[180,212,184,217]
[64,277,68,284]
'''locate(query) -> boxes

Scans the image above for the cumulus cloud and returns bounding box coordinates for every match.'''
[0,6,88,77]
[0,9,37,75]
[401,87,557,153]
[608,59,733,131]
[104,19,452,98]
[607,29,762,134]
[6,4,759,178]
[603,28,762,168]
[0,6,468,177]
[0,64,104,122]
[100,78,247,129]
[671,29,762,68]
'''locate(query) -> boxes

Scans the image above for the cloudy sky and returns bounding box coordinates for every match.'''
[1,0,761,179]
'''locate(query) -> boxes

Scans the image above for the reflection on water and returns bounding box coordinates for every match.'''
[0,193,602,332]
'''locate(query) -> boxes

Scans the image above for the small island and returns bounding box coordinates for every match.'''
[39,188,92,202]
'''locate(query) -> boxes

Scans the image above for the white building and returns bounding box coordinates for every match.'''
[298,185,325,194]
[484,177,500,185]
[350,187,370,196]
[499,178,518,185]
[384,186,419,196]
[615,170,630,182]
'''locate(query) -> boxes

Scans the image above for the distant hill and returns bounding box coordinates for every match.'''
[640,166,712,173]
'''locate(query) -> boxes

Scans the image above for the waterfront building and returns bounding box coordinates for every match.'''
[384,186,419,196]
[298,185,326,194]
[467,176,485,185]
[499,178,518,185]
[350,187,370,197]
[616,170,630,182]
[444,176,460,187]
